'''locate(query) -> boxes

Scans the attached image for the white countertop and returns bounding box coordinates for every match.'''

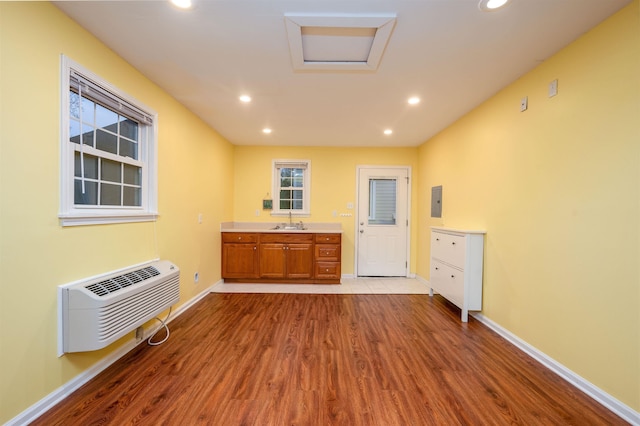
[221,221,342,234]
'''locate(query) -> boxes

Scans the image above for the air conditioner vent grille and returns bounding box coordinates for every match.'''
[85,266,160,297]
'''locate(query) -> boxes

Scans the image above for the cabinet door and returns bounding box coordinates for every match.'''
[222,243,258,278]
[259,243,286,279]
[286,243,314,279]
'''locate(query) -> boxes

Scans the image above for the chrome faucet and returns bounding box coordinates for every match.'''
[289,211,292,225]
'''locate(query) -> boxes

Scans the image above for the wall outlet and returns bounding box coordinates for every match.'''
[135,326,144,342]
[520,96,528,112]
[548,79,558,97]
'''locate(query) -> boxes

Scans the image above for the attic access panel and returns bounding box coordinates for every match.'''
[285,14,396,72]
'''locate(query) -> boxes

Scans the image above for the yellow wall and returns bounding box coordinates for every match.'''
[417,1,639,410]
[1,0,639,422]
[0,2,234,422]
[233,146,419,274]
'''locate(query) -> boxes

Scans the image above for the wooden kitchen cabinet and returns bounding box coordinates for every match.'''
[221,233,259,279]
[314,233,341,282]
[259,233,314,280]
[221,231,341,284]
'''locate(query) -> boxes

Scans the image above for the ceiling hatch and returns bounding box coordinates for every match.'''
[285,14,397,72]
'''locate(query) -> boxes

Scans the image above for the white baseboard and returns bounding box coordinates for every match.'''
[7,282,216,426]
[472,313,640,425]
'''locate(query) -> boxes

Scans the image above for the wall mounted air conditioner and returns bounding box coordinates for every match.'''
[59,260,180,354]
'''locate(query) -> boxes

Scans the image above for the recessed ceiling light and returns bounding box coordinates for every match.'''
[170,0,192,9]
[408,97,420,105]
[383,129,393,135]
[478,0,510,12]
[262,128,272,134]
[239,95,252,103]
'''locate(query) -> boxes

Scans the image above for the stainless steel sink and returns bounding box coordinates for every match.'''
[271,223,307,230]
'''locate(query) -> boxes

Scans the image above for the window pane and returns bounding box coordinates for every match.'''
[70,91,81,119]
[120,118,138,141]
[96,104,118,131]
[280,200,291,210]
[292,200,303,210]
[101,158,121,183]
[292,176,303,187]
[280,189,291,200]
[96,129,117,154]
[292,190,302,200]
[81,97,95,123]
[123,186,141,206]
[70,123,95,147]
[74,152,98,179]
[70,118,80,139]
[123,164,141,185]
[280,168,292,178]
[100,183,121,205]
[120,139,138,159]
[74,179,98,205]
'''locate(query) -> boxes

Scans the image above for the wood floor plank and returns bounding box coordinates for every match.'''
[33,293,627,425]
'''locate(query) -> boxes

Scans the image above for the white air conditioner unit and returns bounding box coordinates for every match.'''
[59,260,180,353]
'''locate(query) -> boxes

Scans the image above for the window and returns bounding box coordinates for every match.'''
[272,160,311,216]
[59,56,158,226]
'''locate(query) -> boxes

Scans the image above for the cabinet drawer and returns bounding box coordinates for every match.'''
[315,233,341,244]
[315,262,341,279]
[431,231,466,268]
[260,233,313,243]
[315,244,340,261]
[430,260,464,308]
[222,232,258,243]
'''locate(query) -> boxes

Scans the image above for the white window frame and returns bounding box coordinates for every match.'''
[271,159,311,217]
[59,55,158,226]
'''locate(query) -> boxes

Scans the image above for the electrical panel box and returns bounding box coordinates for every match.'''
[431,185,442,218]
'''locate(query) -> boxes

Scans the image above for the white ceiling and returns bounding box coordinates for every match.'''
[54,0,630,147]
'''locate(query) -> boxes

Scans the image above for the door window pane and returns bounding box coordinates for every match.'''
[368,178,396,225]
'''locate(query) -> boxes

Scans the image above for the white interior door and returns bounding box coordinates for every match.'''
[356,167,409,277]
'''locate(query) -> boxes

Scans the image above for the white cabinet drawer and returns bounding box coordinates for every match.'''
[430,260,464,308]
[431,231,466,268]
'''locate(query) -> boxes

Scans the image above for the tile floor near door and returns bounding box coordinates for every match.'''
[212,277,429,294]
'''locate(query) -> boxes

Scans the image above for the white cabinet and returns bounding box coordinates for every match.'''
[429,227,485,322]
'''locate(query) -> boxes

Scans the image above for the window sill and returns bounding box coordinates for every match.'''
[270,211,310,218]
[59,212,158,227]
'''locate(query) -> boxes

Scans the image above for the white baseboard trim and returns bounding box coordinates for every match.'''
[7,282,217,426]
[472,313,640,425]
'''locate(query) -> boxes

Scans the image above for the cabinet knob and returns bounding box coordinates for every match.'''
[436,238,440,241]
[451,242,456,245]
[451,275,455,278]
[435,267,439,270]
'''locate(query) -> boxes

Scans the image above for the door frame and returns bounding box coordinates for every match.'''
[354,165,412,278]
